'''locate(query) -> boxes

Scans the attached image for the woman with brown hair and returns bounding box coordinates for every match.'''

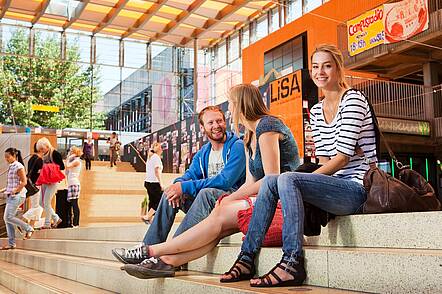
[120,84,300,279]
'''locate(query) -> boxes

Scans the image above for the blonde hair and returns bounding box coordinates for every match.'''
[36,137,53,152]
[228,84,271,146]
[70,146,83,157]
[148,142,162,159]
[311,44,349,89]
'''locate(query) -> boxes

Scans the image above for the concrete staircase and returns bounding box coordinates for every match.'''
[78,161,180,226]
[0,212,441,293]
[0,160,440,293]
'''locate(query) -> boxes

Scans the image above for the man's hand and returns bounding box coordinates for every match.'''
[164,182,183,208]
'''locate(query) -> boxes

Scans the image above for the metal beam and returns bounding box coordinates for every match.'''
[63,0,91,30]
[31,0,51,25]
[0,0,12,20]
[93,0,129,34]
[150,0,206,43]
[206,1,275,47]
[180,0,254,47]
[122,0,168,39]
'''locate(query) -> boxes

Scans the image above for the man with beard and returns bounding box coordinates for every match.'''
[112,106,246,264]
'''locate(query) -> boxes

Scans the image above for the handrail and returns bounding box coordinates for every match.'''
[128,143,146,165]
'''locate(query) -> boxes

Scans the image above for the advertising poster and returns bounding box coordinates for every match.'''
[269,70,305,157]
[347,5,385,56]
[384,0,429,43]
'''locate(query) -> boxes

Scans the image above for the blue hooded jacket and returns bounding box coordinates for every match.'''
[174,131,246,197]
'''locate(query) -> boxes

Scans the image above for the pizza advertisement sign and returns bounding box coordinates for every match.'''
[384,0,429,43]
[347,0,429,55]
[347,5,385,56]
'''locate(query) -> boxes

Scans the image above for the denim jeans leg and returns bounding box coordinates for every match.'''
[240,175,280,263]
[4,195,32,246]
[276,172,367,260]
[173,188,227,238]
[41,184,59,227]
[142,192,182,245]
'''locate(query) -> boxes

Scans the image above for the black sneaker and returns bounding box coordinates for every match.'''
[112,244,150,264]
[123,257,175,279]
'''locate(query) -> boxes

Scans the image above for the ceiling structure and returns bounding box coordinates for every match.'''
[0,0,277,48]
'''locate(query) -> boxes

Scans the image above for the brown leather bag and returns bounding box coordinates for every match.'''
[360,91,441,213]
[362,163,440,213]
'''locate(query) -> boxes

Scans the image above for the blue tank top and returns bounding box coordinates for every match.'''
[247,116,300,181]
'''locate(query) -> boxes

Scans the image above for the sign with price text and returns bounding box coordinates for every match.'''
[347,5,384,56]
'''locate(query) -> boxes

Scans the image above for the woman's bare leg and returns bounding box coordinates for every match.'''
[149,200,248,257]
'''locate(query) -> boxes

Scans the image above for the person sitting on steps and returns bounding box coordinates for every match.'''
[112,105,246,265]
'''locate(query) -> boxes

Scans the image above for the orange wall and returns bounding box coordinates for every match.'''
[242,0,388,83]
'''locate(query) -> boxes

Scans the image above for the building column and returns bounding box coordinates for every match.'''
[193,38,198,113]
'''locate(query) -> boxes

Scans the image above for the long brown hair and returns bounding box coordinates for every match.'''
[311,44,349,90]
[228,84,271,146]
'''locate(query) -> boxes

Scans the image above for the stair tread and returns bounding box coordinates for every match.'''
[0,250,362,294]
[0,260,114,294]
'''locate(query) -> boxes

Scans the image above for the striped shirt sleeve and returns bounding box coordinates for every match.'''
[336,91,368,157]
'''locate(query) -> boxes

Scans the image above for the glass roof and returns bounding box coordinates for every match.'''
[0,0,276,48]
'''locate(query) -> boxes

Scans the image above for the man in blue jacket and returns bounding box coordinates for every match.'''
[112,106,246,264]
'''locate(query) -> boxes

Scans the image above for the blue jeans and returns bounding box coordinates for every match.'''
[241,173,366,263]
[4,193,33,247]
[40,183,60,227]
[142,188,228,245]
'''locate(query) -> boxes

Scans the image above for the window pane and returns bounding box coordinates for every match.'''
[304,0,323,14]
[241,26,249,49]
[217,41,226,69]
[229,34,239,62]
[66,32,91,63]
[124,41,146,68]
[96,36,119,66]
[287,0,302,23]
[270,8,280,32]
[256,15,268,40]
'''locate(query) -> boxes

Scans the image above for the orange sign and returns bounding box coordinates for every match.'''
[270,70,304,157]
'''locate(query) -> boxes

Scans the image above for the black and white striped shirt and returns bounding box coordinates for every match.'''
[310,89,377,184]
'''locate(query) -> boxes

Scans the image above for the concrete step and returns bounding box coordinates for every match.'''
[187,245,442,294]
[28,211,442,250]
[28,223,241,244]
[6,237,442,293]
[0,259,114,294]
[0,250,357,294]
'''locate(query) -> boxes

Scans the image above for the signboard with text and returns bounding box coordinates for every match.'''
[347,0,429,56]
[347,5,385,56]
[269,70,304,157]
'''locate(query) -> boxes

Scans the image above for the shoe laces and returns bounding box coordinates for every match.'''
[124,244,144,259]
[141,257,159,265]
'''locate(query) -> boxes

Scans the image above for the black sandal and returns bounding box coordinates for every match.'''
[251,258,306,288]
[220,252,255,283]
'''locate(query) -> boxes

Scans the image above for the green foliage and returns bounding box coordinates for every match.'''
[0,28,105,129]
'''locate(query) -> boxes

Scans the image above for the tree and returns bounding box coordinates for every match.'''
[0,28,105,129]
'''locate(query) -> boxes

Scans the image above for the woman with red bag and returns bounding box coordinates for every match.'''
[35,137,65,229]
[121,84,300,279]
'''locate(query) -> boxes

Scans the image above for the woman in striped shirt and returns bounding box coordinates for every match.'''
[222,44,376,287]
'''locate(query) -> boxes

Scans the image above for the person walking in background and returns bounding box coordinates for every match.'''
[65,146,82,228]
[36,137,65,229]
[107,132,118,167]
[22,143,44,229]
[82,137,94,170]
[142,142,163,224]
[1,148,34,250]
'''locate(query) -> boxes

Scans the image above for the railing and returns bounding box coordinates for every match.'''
[346,76,427,120]
[338,0,442,67]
